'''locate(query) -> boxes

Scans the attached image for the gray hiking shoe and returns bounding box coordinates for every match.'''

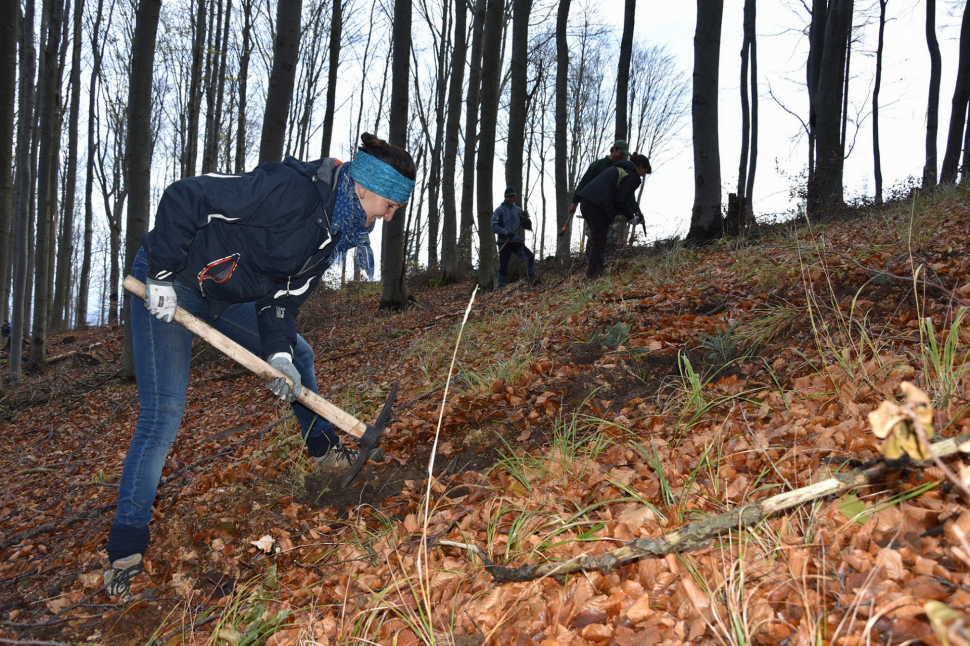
[103,553,144,600]
[315,443,384,472]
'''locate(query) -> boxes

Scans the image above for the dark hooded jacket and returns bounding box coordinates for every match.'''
[576,159,642,220]
[141,157,343,360]
[491,201,524,244]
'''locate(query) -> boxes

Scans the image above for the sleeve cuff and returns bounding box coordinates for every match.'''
[267,352,293,363]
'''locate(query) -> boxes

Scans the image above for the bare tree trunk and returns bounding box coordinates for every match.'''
[458,0,486,267]
[379,0,411,309]
[476,0,504,288]
[182,0,206,178]
[75,0,105,328]
[320,0,342,156]
[425,0,450,271]
[615,0,635,141]
[259,0,303,163]
[51,0,84,330]
[201,0,222,174]
[30,0,66,367]
[0,0,17,335]
[811,0,852,212]
[354,0,376,142]
[941,1,970,183]
[872,0,886,204]
[553,0,571,258]
[121,0,161,377]
[745,7,758,228]
[235,0,253,173]
[924,0,941,187]
[729,0,753,237]
[205,0,232,173]
[687,0,723,243]
[505,0,531,201]
[439,0,467,283]
[10,0,36,381]
[806,0,827,200]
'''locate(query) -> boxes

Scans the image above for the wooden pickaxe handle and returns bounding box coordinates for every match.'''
[123,275,366,439]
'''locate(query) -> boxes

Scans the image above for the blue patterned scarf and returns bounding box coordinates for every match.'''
[329,161,376,279]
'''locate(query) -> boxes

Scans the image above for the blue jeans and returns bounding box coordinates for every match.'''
[108,249,337,561]
[497,240,537,287]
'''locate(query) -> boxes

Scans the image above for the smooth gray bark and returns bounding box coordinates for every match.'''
[458,0,487,267]
[553,0,571,258]
[121,0,161,377]
[259,0,303,163]
[439,0,467,283]
[476,0,504,288]
[615,0,635,141]
[0,0,17,332]
[872,0,885,203]
[320,0,342,156]
[687,0,723,243]
[379,0,411,309]
[811,0,852,211]
[940,0,970,183]
[924,0,941,187]
[183,0,207,178]
[235,0,253,173]
[505,0,532,204]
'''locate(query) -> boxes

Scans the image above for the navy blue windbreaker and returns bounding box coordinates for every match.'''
[141,157,343,360]
[491,202,524,244]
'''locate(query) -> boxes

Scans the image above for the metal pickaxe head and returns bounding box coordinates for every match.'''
[341,382,398,489]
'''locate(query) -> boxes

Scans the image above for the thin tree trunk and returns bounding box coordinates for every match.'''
[201,0,222,174]
[812,0,852,212]
[731,0,753,237]
[745,4,758,228]
[939,0,970,183]
[505,0,531,203]
[872,0,886,204]
[439,0,467,283]
[924,0,941,187]
[0,0,17,336]
[51,0,84,330]
[425,0,450,271]
[686,0,723,243]
[806,0,827,199]
[476,0,504,288]
[378,0,411,309]
[235,0,252,173]
[207,0,232,172]
[259,0,303,163]
[30,0,66,367]
[458,0,487,267]
[76,0,105,328]
[183,0,206,178]
[354,0,376,143]
[553,0,571,258]
[615,0,635,141]
[121,0,161,377]
[320,0,342,156]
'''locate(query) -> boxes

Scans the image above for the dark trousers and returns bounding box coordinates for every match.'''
[497,240,537,287]
[580,198,614,278]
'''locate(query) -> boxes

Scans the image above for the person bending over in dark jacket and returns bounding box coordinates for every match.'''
[490,187,537,287]
[577,153,651,279]
[104,133,416,600]
[568,139,630,216]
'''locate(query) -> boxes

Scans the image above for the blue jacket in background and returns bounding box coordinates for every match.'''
[141,157,343,360]
[491,201,524,244]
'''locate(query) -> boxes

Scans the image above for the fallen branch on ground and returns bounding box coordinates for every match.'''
[458,430,970,584]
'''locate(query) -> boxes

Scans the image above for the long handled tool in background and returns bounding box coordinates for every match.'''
[123,275,396,489]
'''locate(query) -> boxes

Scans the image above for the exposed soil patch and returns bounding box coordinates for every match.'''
[562,350,680,416]
[570,342,606,365]
[97,599,180,645]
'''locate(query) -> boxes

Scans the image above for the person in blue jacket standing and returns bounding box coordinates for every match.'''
[104,133,416,600]
[490,187,537,288]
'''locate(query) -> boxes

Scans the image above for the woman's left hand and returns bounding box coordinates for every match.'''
[267,353,302,402]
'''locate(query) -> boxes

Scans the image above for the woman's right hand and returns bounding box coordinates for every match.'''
[144,279,177,322]
[268,353,302,402]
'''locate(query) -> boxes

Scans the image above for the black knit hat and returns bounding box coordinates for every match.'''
[504,187,517,197]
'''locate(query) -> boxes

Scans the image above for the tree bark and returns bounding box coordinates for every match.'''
[811,0,852,212]
[686,0,723,243]
[76,0,105,328]
[615,0,635,141]
[259,0,303,163]
[207,0,232,172]
[51,0,84,330]
[425,0,450,271]
[806,0,827,192]
[320,0,342,157]
[458,0,487,268]
[30,0,66,367]
[439,0,467,284]
[379,0,412,309]
[941,0,970,183]
[201,0,222,175]
[924,0,941,187]
[10,0,36,381]
[183,0,207,178]
[730,0,754,237]
[505,0,532,205]
[235,0,253,173]
[121,0,161,377]
[872,0,886,204]
[476,0,504,288]
[0,0,17,332]
[553,0,571,258]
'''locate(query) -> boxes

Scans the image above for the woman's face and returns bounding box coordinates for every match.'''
[355,182,403,226]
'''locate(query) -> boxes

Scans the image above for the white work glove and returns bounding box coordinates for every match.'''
[267,353,302,402]
[144,278,177,323]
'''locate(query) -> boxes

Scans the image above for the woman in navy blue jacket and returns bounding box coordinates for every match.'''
[104,133,416,599]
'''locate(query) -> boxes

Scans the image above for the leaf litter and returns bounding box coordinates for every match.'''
[2,191,970,644]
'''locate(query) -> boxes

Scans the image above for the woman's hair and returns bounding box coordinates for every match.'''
[630,153,651,174]
[359,133,417,181]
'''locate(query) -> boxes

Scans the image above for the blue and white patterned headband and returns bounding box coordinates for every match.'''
[349,151,416,204]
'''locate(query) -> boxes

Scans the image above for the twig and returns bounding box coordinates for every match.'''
[475,430,970,584]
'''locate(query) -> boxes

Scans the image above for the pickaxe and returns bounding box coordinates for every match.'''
[123,275,396,489]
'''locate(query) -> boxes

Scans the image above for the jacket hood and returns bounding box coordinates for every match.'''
[615,159,638,173]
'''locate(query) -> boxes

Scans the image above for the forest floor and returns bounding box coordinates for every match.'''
[2,185,970,646]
